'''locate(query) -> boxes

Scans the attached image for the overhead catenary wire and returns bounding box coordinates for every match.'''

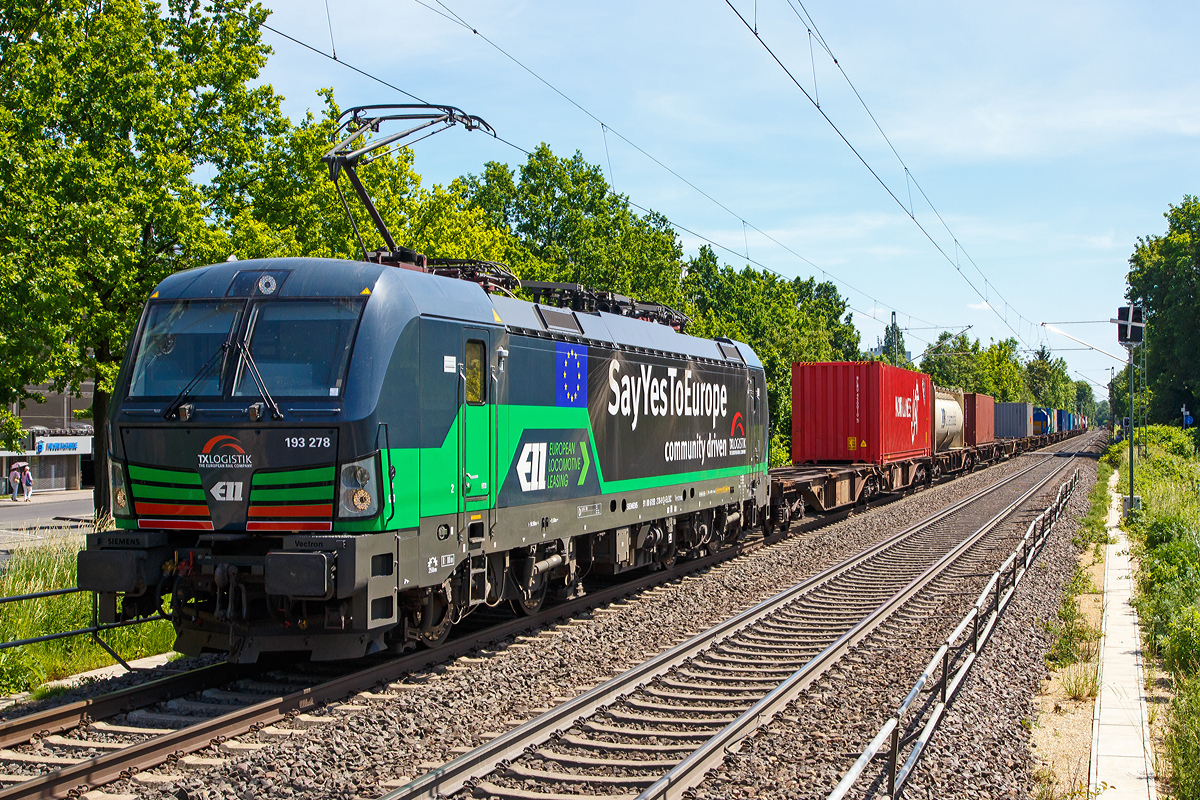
[725,0,1036,350]
[416,0,952,333]
[257,12,958,340]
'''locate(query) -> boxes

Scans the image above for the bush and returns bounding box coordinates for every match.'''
[1141,425,1197,459]
[1164,606,1200,674]
[1144,513,1198,549]
[1167,674,1200,800]
[1102,442,1125,468]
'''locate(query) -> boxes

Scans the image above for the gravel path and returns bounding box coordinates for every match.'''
[687,443,1101,800]
[96,446,1090,800]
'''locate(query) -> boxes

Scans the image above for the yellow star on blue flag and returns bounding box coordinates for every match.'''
[555,343,588,408]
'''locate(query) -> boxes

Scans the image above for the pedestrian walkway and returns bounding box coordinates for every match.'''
[1090,470,1157,799]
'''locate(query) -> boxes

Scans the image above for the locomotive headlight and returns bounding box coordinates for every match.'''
[338,455,379,518]
[110,460,130,516]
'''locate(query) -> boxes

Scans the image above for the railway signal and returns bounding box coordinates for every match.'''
[1111,305,1143,517]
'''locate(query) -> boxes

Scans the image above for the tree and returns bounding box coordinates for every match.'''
[882,312,907,365]
[462,145,682,305]
[977,338,1032,402]
[0,0,285,512]
[1074,380,1097,421]
[1127,195,1200,423]
[1095,399,1111,427]
[791,277,860,360]
[1025,346,1074,408]
[921,332,980,390]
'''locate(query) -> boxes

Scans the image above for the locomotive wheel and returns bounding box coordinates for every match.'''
[511,581,547,616]
[419,591,453,647]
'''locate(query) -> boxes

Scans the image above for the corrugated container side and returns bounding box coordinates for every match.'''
[964,393,995,446]
[995,402,1033,438]
[791,362,932,465]
[1057,409,1067,433]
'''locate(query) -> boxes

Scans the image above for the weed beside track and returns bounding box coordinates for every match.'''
[0,532,175,695]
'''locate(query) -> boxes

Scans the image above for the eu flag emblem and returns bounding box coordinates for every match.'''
[556,343,588,408]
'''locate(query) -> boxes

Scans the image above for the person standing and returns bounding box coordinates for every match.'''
[8,464,18,502]
[21,465,33,501]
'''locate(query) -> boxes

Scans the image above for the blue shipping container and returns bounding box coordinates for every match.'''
[1034,407,1052,435]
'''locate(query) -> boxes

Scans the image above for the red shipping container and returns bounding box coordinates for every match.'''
[791,362,932,465]
[963,393,995,446]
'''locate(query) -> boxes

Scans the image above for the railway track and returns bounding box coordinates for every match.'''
[0,528,793,798]
[383,435,1094,800]
[0,437,1088,799]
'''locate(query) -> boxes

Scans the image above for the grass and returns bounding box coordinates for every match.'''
[0,527,176,695]
[1060,661,1099,701]
[1047,564,1101,667]
[1167,675,1200,800]
[1073,461,1116,550]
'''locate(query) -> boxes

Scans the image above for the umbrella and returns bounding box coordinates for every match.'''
[9,461,27,470]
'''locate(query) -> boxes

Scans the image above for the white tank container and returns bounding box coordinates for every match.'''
[933,389,965,452]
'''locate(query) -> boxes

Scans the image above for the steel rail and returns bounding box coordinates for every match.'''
[380,449,1069,800]
[0,528,780,800]
[0,662,242,750]
[633,447,1080,800]
[0,438,1013,765]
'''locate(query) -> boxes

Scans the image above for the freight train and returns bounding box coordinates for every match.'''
[75,105,1084,663]
[766,363,1083,529]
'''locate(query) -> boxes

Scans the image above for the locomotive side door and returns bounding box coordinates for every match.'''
[459,328,493,556]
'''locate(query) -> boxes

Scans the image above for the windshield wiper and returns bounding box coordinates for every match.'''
[163,343,231,420]
[236,340,283,421]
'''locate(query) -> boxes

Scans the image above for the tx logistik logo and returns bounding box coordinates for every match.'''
[197,435,253,469]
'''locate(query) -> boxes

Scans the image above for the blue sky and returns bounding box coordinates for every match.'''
[257,0,1199,403]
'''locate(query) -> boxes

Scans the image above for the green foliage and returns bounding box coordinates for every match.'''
[1095,399,1111,427]
[881,314,906,366]
[1047,565,1100,667]
[921,332,980,390]
[0,537,175,694]
[462,146,679,303]
[1074,380,1096,421]
[1167,674,1200,800]
[1163,605,1200,673]
[0,0,285,490]
[1074,461,1116,549]
[1127,195,1200,426]
[1025,345,1075,409]
[1140,425,1198,459]
[1119,433,1200,765]
[919,332,1042,401]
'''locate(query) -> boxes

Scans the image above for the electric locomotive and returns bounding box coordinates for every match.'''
[77,106,771,662]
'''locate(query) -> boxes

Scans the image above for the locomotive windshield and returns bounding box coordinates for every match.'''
[232,298,364,398]
[127,300,242,397]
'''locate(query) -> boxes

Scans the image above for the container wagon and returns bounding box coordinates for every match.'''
[767,366,1081,531]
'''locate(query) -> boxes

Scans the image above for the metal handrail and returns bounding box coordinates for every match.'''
[0,614,167,651]
[0,586,81,604]
[829,468,1079,800]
